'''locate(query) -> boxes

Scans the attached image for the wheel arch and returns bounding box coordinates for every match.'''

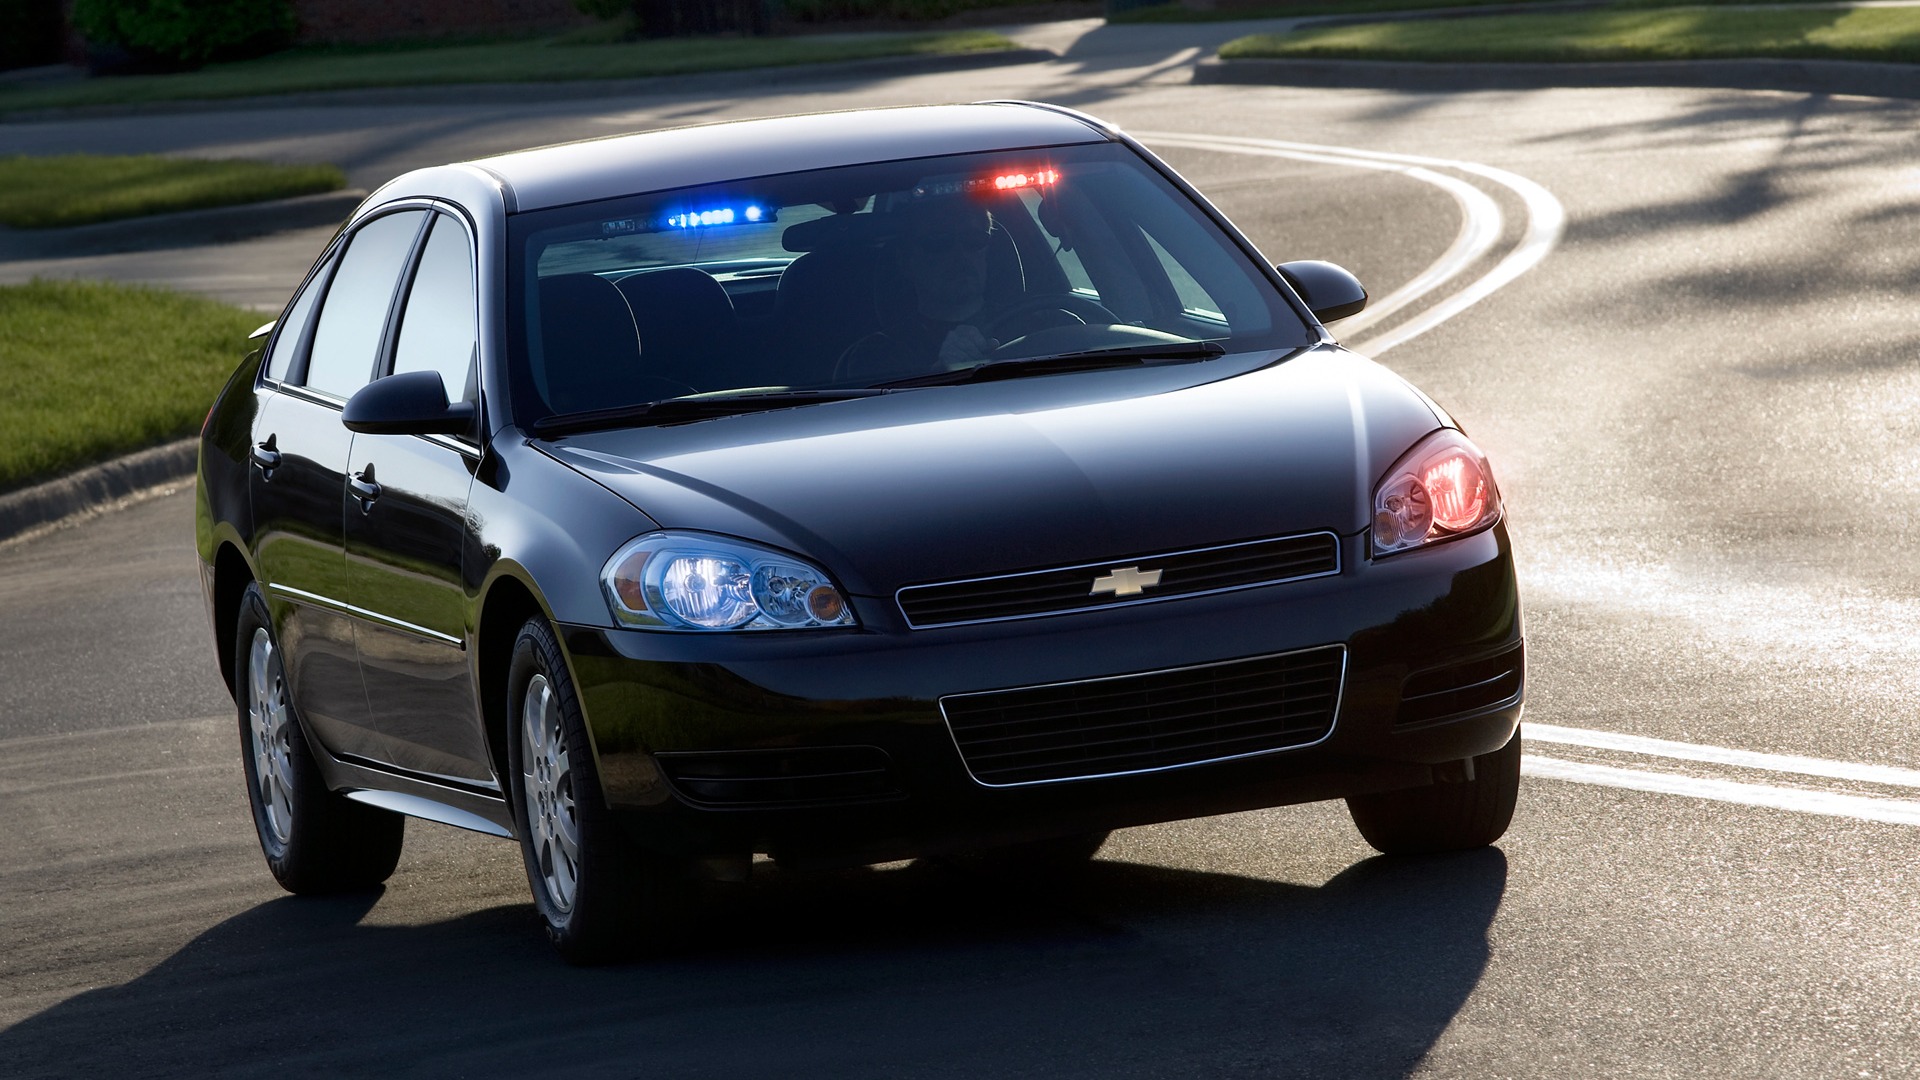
[475,568,548,789]
[211,540,256,698]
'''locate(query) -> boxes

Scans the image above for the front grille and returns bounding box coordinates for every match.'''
[897,532,1340,629]
[656,746,902,808]
[1397,642,1524,726]
[941,646,1345,787]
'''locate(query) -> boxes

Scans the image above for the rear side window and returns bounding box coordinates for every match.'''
[392,214,477,403]
[305,210,426,400]
[264,254,331,382]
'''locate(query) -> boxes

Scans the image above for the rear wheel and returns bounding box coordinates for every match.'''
[507,615,692,964]
[235,583,404,893]
[1346,729,1521,855]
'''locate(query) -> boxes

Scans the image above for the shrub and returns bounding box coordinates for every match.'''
[72,0,296,70]
[572,0,629,18]
[0,0,65,71]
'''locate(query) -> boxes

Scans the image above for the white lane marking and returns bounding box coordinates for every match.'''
[1529,723,1920,791]
[1524,755,1920,828]
[1135,131,1565,356]
[1337,169,1503,338]
[1141,136,1504,338]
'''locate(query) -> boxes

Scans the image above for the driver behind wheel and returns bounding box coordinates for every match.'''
[837,198,1075,381]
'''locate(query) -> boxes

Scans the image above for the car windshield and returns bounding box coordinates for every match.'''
[505,141,1315,425]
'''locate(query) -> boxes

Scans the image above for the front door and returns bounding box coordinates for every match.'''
[343,211,494,787]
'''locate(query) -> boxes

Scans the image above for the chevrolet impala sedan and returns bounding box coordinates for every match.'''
[195,101,1524,963]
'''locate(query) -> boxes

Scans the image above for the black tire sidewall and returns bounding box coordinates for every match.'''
[233,581,404,893]
[506,623,570,933]
[1347,727,1522,855]
[235,583,293,872]
[505,616,642,953]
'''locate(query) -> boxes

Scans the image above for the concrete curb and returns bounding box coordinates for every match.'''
[0,188,366,262]
[0,439,198,545]
[1194,56,1920,99]
[0,47,1058,124]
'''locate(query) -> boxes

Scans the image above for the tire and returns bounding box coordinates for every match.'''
[235,582,404,893]
[506,615,691,964]
[1346,728,1522,855]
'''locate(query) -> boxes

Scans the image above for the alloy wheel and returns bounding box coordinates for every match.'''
[520,674,580,912]
[246,627,296,853]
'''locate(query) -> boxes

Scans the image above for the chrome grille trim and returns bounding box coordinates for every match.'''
[896,532,1342,629]
[939,645,1347,788]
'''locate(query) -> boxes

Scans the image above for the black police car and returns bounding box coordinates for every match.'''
[195,102,1524,963]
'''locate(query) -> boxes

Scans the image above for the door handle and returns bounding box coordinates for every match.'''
[250,436,281,474]
[350,465,381,510]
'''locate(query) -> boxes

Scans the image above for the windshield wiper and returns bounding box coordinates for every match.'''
[531,388,889,437]
[873,340,1227,389]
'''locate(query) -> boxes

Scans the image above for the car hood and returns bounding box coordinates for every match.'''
[537,347,1444,596]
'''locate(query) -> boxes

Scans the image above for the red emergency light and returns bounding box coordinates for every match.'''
[991,168,1061,191]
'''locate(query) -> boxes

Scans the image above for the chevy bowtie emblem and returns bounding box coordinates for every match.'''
[1090,566,1163,598]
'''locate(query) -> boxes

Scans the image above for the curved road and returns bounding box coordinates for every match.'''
[4,27,1920,1077]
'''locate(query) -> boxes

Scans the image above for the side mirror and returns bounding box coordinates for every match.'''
[343,370,475,436]
[1277,260,1368,324]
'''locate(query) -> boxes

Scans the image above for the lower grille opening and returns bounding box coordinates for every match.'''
[1398,642,1524,726]
[942,646,1346,787]
[657,746,902,808]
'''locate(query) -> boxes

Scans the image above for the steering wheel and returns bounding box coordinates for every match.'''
[982,293,1118,343]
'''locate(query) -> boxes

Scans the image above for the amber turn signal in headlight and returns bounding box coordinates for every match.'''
[601,532,857,631]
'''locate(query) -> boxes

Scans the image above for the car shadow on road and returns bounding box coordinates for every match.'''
[0,848,1506,1078]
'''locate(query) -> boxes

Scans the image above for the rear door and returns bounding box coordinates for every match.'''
[252,207,429,764]
[342,210,493,787]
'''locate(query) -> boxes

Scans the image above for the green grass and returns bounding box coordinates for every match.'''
[0,29,1017,115]
[1218,7,1920,63]
[0,280,261,493]
[1112,0,1860,21]
[0,154,345,230]
[781,0,1048,20]
[1112,0,1562,23]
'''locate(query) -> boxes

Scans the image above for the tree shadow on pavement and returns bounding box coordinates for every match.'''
[1514,89,1920,321]
[0,847,1507,1079]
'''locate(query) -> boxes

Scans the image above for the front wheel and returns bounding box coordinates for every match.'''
[1346,729,1521,855]
[507,615,692,964]
[235,582,403,893]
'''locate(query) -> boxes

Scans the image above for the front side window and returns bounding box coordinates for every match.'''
[392,213,477,403]
[306,209,426,400]
[506,142,1312,424]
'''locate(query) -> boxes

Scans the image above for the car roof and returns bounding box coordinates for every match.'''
[463,102,1114,214]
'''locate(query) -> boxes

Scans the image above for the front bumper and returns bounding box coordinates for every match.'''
[562,523,1522,864]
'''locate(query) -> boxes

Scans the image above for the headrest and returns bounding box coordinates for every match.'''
[782,214,889,253]
[615,266,735,320]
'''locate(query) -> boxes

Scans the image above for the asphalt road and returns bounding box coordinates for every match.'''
[4,24,1920,1077]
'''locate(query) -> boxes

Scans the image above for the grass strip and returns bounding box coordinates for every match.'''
[781,0,1050,19]
[0,154,345,230]
[0,30,1016,115]
[0,280,261,493]
[1218,7,1920,63]
[1115,0,1894,21]
[1113,0,1566,24]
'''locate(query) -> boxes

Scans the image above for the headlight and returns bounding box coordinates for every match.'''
[1371,429,1502,557]
[601,532,856,631]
